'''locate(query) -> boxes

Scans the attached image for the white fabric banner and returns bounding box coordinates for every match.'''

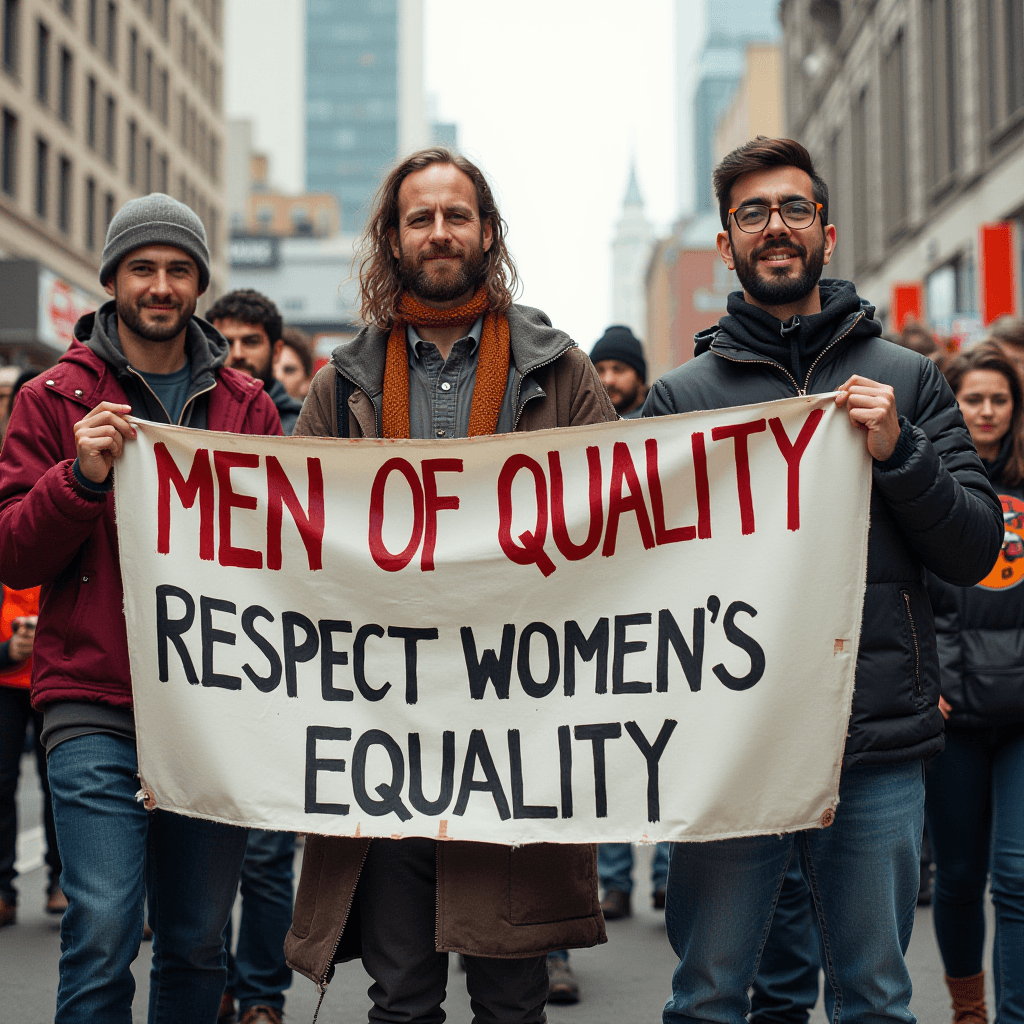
[115,394,871,845]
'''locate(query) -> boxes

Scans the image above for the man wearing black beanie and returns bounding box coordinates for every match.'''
[590,325,647,417]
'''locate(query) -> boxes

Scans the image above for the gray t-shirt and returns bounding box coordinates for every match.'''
[136,358,192,425]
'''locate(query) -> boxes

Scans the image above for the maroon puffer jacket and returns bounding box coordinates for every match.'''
[0,338,283,710]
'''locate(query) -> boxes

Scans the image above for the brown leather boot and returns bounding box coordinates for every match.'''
[946,971,987,1024]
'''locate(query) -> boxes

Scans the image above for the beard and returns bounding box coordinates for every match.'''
[398,236,488,303]
[732,235,825,307]
[608,381,642,413]
[116,293,195,343]
[227,353,274,386]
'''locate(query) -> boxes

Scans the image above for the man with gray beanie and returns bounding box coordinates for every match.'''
[0,193,282,1024]
[590,325,648,418]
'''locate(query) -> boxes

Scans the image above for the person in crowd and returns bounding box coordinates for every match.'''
[0,581,65,927]
[282,147,614,1023]
[591,325,648,418]
[207,289,303,435]
[643,136,1002,1024]
[896,319,946,370]
[0,366,19,443]
[205,289,298,1024]
[989,316,1024,382]
[596,842,670,919]
[925,340,1024,1024]
[0,193,282,1024]
[275,327,315,400]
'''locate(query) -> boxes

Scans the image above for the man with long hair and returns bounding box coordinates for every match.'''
[644,137,1002,1024]
[282,148,613,1023]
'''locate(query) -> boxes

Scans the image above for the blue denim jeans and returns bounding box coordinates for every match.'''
[225,828,296,1013]
[664,761,924,1024]
[749,849,820,1024]
[47,733,249,1024]
[598,842,671,894]
[925,724,1024,1023]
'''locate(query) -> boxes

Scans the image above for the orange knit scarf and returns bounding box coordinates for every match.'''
[382,287,510,439]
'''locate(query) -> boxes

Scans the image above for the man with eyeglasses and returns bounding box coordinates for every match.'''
[644,136,1002,1023]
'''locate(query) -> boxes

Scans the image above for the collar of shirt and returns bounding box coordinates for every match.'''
[406,315,484,360]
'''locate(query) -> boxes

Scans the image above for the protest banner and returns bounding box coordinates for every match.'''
[115,393,871,845]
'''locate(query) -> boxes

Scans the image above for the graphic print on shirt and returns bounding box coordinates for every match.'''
[978,495,1024,590]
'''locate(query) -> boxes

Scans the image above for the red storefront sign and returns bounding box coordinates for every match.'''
[979,222,1018,325]
[891,282,924,332]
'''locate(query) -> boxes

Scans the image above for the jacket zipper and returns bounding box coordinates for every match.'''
[314,840,371,1007]
[126,367,215,426]
[512,344,575,430]
[900,589,923,697]
[709,310,865,397]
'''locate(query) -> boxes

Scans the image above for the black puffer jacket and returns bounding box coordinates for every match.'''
[644,279,1002,768]
[927,439,1024,727]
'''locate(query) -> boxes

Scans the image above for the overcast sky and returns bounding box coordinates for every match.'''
[225,0,704,350]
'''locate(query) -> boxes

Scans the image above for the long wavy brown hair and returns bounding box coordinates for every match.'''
[358,148,519,328]
[944,340,1024,486]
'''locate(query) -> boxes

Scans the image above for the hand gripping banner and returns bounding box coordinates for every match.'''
[115,394,871,845]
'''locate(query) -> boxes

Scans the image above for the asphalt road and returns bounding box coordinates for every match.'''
[1,754,995,1023]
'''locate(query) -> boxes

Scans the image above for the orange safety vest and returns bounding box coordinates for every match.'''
[0,585,40,690]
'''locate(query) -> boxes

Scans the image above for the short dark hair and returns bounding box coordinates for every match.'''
[713,136,830,231]
[279,326,314,378]
[206,288,283,345]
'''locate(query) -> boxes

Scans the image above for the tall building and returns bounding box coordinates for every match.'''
[611,163,654,341]
[305,0,427,234]
[780,0,1024,335]
[680,0,779,215]
[0,0,227,365]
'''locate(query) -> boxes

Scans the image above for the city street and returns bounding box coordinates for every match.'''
[0,754,997,1024]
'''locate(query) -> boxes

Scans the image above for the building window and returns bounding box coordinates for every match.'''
[59,46,72,122]
[986,0,1024,132]
[57,154,71,232]
[144,47,152,108]
[127,25,136,90]
[926,0,958,186]
[178,171,185,203]
[851,87,869,272]
[35,19,48,102]
[1,108,16,196]
[104,189,115,233]
[144,135,151,192]
[178,92,186,147]
[85,174,96,249]
[209,206,217,258]
[126,116,136,184]
[104,93,115,164]
[157,151,167,193]
[159,0,168,39]
[2,0,19,75]
[179,13,186,65]
[34,135,48,218]
[87,0,96,45]
[105,0,116,65]
[882,31,908,241]
[210,134,218,183]
[61,0,73,18]
[159,66,168,123]
[86,74,96,147]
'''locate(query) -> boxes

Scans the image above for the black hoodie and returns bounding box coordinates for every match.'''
[74,300,229,428]
[644,278,1002,767]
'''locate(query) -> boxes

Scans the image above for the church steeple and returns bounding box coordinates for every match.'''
[623,162,643,208]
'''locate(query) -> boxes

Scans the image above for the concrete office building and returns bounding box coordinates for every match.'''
[679,0,779,215]
[780,0,1024,334]
[0,0,227,365]
[305,0,428,233]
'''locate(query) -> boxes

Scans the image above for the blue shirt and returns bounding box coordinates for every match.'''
[136,359,192,425]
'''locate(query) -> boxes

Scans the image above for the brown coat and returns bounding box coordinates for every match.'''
[284,304,616,988]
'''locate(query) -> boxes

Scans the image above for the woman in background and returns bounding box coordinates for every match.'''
[926,340,1024,1024]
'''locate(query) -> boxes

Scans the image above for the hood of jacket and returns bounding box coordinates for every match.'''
[328,302,576,399]
[693,278,882,389]
[74,300,229,390]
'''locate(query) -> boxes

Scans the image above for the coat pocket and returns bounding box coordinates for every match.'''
[509,843,598,925]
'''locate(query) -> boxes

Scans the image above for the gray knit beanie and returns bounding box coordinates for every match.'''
[100,193,211,290]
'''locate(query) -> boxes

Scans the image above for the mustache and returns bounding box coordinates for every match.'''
[420,244,465,262]
[752,239,808,260]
